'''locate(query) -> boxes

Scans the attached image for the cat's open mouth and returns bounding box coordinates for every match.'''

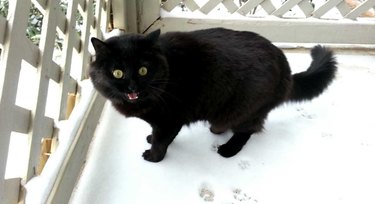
[127,92,139,101]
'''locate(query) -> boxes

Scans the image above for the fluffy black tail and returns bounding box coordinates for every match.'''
[289,45,337,102]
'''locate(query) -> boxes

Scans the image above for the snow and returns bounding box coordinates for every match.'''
[69,51,375,204]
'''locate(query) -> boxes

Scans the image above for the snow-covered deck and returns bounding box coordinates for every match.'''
[2,1,375,203]
[70,50,375,204]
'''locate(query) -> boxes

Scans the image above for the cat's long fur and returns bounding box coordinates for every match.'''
[90,28,337,162]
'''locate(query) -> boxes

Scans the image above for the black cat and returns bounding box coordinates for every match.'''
[89,28,337,162]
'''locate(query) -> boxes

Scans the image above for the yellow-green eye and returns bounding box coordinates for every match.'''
[112,69,124,79]
[138,66,148,76]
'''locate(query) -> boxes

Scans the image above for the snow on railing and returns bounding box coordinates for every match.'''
[0,0,110,203]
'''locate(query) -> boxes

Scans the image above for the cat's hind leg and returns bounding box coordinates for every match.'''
[217,116,265,158]
[217,131,255,158]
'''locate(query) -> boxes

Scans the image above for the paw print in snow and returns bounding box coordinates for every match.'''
[199,185,214,202]
[296,107,315,119]
[211,143,220,152]
[321,132,333,138]
[232,189,258,203]
[238,160,251,170]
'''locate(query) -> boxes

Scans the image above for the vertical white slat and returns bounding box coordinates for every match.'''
[237,0,265,16]
[0,16,6,44]
[86,1,95,31]
[59,77,77,120]
[112,0,137,32]
[79,0,94,80]
[92,0,103,38]
[0,0,31,202]
[92,0,110,39]
[138,0,161,33]
[72,32,81,53]
[100,0,110,31]
[58,0,80,120]
[103,0,111,32]
[112,0,160,33]
[313,0,343,18]
[26,0,60,180]
[56,8,67,35]
[345,0,375,19]
[93,0,104,38]
[200,0,222,14]
[272,0,304,17]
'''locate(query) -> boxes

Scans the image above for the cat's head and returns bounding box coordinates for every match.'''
[89,29,169,104]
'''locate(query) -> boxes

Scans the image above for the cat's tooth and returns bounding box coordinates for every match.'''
[127,92,139,100]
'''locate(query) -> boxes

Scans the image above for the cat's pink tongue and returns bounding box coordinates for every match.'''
[127,92,139,100]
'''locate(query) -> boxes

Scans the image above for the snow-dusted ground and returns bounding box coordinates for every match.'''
[70,50,375,204]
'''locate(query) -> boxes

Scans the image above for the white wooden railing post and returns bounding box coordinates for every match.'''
[112,0,160,33]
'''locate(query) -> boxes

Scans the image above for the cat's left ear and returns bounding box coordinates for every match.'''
[91,37,108,53]
[146,29,161,43]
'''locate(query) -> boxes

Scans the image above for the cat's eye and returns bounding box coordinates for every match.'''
[138,66,148,76]
[112,69,124,79]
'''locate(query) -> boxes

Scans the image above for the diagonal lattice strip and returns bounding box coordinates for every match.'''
[237,0,265,15]
[200,0,222,14]
[345,0,375,19]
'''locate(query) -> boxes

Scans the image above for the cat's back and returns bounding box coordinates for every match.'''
[190,27,267,45]
[160,28,272,51]
[158,28,282,68]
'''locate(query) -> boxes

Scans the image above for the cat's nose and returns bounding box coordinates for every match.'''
[128,81,137,92]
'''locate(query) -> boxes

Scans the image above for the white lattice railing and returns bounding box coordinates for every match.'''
[150,0,375,44]
[162,0,375,19]
[0,0,110,203]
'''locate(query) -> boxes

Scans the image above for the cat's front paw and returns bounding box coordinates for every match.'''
[217,144,242,158]
[142,149,166,162]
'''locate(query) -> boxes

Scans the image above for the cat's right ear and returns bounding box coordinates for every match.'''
[91,37,108,54]
[146,29,161,43]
